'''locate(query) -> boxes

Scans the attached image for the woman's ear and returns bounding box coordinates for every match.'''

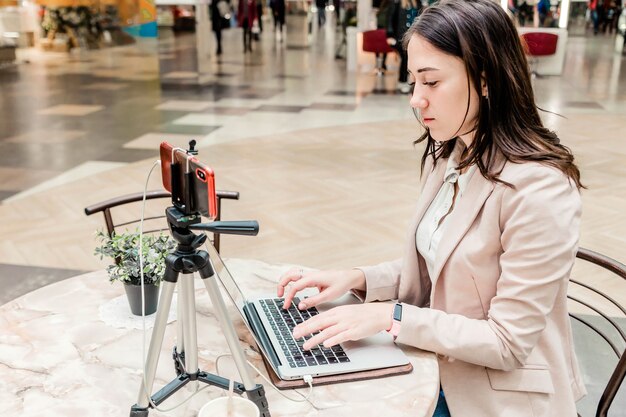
[481,71,488,98]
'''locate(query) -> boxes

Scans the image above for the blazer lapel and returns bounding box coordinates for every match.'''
[398,160,446,303]
[413,161,447,230]
[430,170,496,289]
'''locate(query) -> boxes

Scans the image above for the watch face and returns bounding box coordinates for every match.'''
[393,303,402,321]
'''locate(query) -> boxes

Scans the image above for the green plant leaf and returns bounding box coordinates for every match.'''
[94,229,175,286]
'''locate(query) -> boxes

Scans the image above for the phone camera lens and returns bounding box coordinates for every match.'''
[197,170,206,180]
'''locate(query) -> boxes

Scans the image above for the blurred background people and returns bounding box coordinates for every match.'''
[256,0,264,36]
[387,0,423,93]
[270,0,286,41]
[316,0,327,27]
[589,0,600,34]
[374,0,391,71]
[238,0,257,51]
[210,0,231,56]
[537,0,550,26]
[602,0,618,33]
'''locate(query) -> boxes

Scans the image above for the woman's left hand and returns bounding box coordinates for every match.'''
[293,303,394,351]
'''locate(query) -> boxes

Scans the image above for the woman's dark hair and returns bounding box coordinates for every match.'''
[403,0,583,188]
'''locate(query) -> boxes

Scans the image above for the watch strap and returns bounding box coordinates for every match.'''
[387,303,402,338]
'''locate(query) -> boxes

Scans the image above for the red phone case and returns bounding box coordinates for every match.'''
[189,156,217,220]
[159,142,218,220]
[159,142,183,192]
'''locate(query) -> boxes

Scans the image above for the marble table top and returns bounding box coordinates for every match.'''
[0,258,439,417]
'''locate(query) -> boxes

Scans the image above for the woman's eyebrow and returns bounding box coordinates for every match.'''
[417,67,440,73]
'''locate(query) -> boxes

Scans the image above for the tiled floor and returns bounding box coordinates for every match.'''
[0,263,87,305]
[5,129,87,144]
[36,104,105,116]
[1,15,626,416]
[155,100,214,111]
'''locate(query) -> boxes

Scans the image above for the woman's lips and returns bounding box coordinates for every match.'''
[423,118,435,124]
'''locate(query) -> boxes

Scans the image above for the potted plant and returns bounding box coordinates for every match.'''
[94,230,176,315]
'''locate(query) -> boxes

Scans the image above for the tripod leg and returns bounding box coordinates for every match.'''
[135,279,177,409]
[173,291,185,376]
[201,274,256,390]
[177,287,185,355]
[179,273,199,378]
[201,274,271,416]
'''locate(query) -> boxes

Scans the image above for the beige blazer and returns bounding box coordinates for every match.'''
[357,152,586,417]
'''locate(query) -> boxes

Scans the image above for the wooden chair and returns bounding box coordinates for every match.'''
[570,247,626,417]
[84,189,239,253]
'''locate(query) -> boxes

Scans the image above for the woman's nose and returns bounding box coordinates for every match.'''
[410,91,428,110]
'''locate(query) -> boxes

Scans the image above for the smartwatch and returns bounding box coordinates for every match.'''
[387,303,402,338]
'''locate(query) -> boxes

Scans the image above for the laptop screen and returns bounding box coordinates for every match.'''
[203,241,285,370]
[204,241,252,325]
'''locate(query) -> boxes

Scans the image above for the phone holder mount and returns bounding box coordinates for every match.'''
[129,146,269,417]
[186,139,198,156]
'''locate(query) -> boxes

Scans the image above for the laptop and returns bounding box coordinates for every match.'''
[205,243,411,381]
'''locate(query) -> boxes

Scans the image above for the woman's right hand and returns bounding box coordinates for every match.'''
[277,268,366,310]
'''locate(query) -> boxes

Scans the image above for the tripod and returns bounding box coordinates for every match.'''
[130,207,270,417]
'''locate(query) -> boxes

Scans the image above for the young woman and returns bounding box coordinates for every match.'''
[277,1,586,416]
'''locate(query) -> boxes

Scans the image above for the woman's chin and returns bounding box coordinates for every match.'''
[429,131,453,142]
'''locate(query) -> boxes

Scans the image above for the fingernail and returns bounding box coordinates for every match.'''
[298,302,306,310]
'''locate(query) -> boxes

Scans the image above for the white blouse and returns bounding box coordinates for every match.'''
[416,141,478,281]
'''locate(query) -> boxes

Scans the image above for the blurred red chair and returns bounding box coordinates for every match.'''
[520,32,558,78]
[362,29,395,76]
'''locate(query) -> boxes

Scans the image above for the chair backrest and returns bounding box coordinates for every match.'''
[362,29,394,54]
[84,189,239,253]
[520,32,558,56]
[569,247,626,417]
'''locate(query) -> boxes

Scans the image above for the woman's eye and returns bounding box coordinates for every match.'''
[423,81,439,87]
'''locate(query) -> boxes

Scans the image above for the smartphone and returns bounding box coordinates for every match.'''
[159,141,218,220]
[159,141,186,197]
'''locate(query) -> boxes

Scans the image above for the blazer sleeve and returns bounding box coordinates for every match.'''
[394,166,582,371]
[353,258,403,303]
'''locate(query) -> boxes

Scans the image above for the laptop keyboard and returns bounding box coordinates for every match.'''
[260,297,351,368]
